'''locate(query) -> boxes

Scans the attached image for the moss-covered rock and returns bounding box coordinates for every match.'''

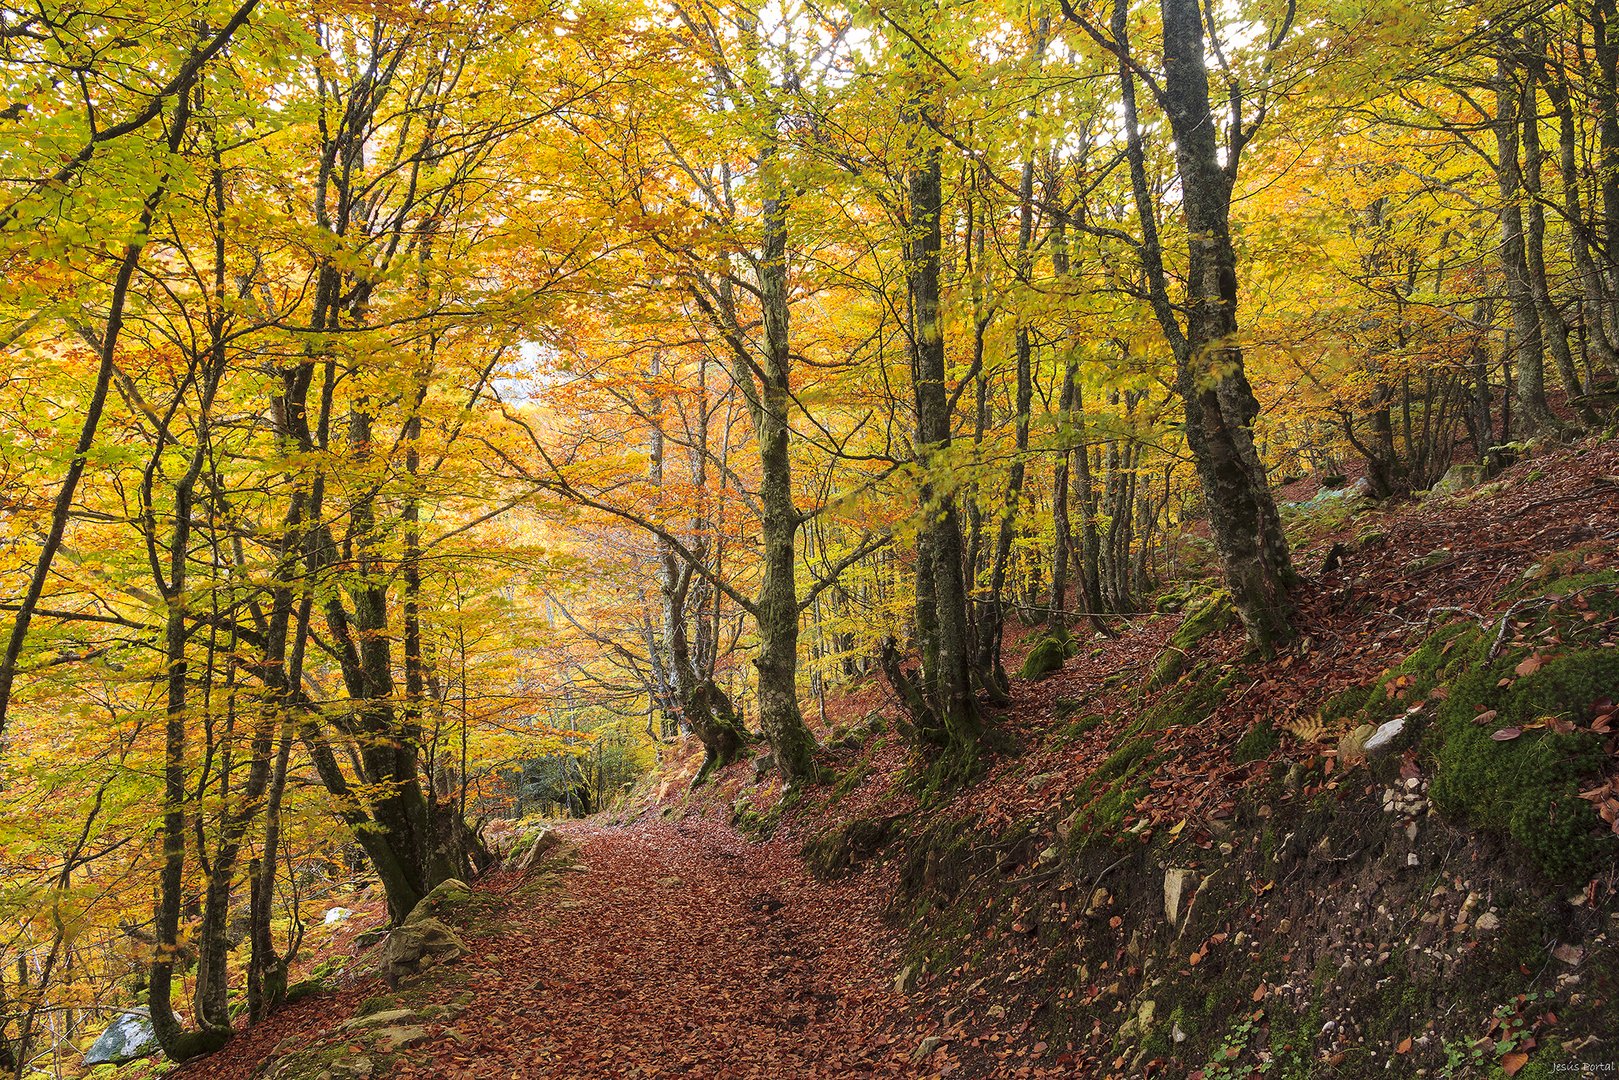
[1020,635,1069,680]
[405,878,472,925]
[1149,591,1234,688]
[1429,648,1618,880]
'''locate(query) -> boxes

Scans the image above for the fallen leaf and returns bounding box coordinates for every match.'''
[1473,709,1498,725]
[1252,983,1267,1002]
[1396,1037,1412,1054]
[1502,1051,1529,1075]
[1514,654,1545,677]
[1491,727,1522,741]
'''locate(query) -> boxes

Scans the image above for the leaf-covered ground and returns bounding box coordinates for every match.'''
[401,819,920,1079]
[178,819,939,1078]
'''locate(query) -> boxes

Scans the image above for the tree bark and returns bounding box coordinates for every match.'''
[905,120,980,748]
[1153,0,1297,650]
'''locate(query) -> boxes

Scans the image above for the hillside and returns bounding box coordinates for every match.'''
[153,437,1619,1080]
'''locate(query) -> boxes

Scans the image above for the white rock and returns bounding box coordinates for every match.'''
[1364,718,1406,755]
[1164,868,1198,926]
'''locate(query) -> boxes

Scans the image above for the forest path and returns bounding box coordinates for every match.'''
[389,818,919,1079]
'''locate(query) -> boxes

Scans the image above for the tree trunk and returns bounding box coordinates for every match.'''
[1494,44,1562,433]
[1154,0,1297,650]
[906,122,980,749]
[750,136,819,786]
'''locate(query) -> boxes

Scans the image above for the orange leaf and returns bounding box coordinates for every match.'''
[1502,1051,1529,1076]
[1514,654,1545,677]
[1396,1037,1412,1055]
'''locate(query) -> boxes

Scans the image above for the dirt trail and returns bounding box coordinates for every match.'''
[404,819,915,1079]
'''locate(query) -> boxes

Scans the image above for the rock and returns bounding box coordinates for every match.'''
[1173,1021,1188,1044]
[893,963,916,994]
[323,906,354,925]
[1431,463,1487,495]
[372,1025,431,1053]
[1552,943,1584,966]
[353,926,389,950]
[405,879,472,926]
[1037,845,1059,867]
[1164,868,1198,926]
[1085,888,1111,917]
[343,1008,418,1030]
[1149,592,1234,688]
[510,827,564,873]
[1338,724,1377,765]
[1362,717,1406,756]
[657,876,684,887]
[384,917,467,985]
[84,1007,158,1066]
[284,978,330,1004]
[1475,912,1501,933]
[1019,635,1068,680]
[914,1035,946,1060]
[752,752,776,782]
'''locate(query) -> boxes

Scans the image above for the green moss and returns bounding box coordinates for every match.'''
[1055,713,1107,745]
[1063,735,1160,849]
[1020,635,1069,680]
[1233,720,1280,764]
[1429,648,1619,880]
[1320,685,1374,723]
[1149,591,1234,688]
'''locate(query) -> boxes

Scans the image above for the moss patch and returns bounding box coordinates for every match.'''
[1429,647,1618,880]
[1020,634,1070,680]
[1149,592,1234,689]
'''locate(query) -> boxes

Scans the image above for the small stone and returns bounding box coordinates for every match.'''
[1406,853,1419,867]
[1164,868,1198,926]
[1405,822,1419,842]
[1552,943,1584,966]
[893,964,917,994]
[1475,912,1501,933]
[1086,888,1111,916]
[914,1036,946,1060]
[657,876,684,887]
[1172,1022,1187,1044]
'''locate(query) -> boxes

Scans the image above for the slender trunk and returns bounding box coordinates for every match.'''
[1154,0,1296,650]
[1521,47,1597,424]
[1546,58,1619,373]
[906,120,979,748]
[1494,43,1561,433]
[752,134,818,785]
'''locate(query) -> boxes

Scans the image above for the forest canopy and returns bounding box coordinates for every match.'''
[1,0,1615,1070]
